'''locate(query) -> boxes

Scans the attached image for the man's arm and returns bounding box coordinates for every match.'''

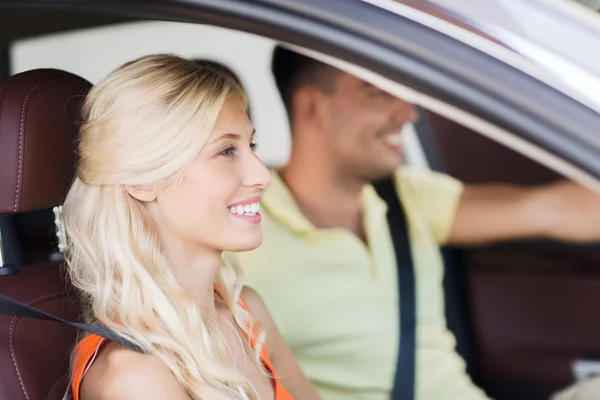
[447,180,600,246]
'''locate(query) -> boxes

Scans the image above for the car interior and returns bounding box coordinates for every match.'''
[1,5,599,400]
[422,111,600,399]
[413,109,600,399]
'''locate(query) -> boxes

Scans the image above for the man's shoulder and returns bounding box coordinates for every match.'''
[392,166,464,243]
[394,165,450,183]
[394,166,461,196]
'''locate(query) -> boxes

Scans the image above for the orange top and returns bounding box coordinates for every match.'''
[71,295,294,400]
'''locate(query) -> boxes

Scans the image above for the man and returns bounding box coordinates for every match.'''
[229,46,600,400]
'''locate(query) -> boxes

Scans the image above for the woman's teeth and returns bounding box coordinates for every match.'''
[229,202,260,216]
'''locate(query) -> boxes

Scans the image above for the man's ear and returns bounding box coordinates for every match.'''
[293,87,325,123]
[125,184,158,203]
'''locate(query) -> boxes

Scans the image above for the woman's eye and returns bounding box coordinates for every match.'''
[218,142,257,158]
[219,145,237,157]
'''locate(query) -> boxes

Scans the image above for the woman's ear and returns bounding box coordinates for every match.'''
[125,184,158,203]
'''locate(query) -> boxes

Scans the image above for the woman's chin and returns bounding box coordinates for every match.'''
[224,234,263,253]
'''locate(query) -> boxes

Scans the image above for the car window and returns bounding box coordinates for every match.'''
[10,20,430,171]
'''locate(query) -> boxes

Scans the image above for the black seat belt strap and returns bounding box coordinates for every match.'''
[373,176,417,400]
[0,294,141,351]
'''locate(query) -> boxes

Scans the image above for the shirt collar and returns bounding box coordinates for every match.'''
[261,169,388,235]
[261,169,315,234]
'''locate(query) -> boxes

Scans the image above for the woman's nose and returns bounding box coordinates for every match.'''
[245,153,271,189]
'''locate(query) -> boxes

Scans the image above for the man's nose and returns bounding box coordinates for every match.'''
[393,98,418,124]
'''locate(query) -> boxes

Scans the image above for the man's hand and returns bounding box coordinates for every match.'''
[447,180,600,246]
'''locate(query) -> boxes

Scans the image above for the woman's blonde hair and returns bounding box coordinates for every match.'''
[63,54,264,399]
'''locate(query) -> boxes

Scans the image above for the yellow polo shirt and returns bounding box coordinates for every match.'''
[229,168,490,400]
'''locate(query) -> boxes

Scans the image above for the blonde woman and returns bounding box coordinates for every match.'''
[63,54,319,400]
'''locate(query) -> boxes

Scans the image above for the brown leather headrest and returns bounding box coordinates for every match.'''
[0,69,91,216]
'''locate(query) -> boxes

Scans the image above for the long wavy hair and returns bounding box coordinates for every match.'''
[63,54,264,399]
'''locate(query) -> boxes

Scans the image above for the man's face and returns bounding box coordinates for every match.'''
[321,72,418,182]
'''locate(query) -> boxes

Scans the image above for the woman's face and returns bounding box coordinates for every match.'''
[148,95,270,255]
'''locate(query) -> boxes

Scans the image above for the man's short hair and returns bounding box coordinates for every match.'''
[271,46,339,123]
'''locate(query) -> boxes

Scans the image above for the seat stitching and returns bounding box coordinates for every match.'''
[13,83,43,213]
[9,291,65,400]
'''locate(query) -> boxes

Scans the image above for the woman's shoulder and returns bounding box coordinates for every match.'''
[240,286,270,323]
[80,341,190,400]
[239,286,280,355]
[239,286,277,350]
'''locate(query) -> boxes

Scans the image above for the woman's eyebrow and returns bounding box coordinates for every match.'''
[208,133,241,144]
[209,128,255,144]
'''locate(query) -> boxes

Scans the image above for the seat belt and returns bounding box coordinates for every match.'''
[373,176,416,400]
[0,293,141,351]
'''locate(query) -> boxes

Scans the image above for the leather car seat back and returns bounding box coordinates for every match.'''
[0,69,91,400]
